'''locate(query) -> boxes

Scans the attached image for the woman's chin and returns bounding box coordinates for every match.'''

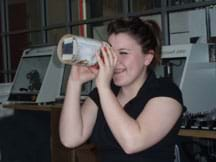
[113,78,126,87]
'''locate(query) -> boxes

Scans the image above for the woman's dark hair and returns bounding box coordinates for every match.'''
[107,17,162,69]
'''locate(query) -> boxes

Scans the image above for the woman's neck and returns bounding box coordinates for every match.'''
[118,70,148,102]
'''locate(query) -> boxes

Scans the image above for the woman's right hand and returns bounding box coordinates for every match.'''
[69,65,98,85]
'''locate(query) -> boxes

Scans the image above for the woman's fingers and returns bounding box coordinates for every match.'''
[89,65,99,74]
[96,51,104,67]
[110,46,118,65]
[101,45,110,66]
[100,42,116,67]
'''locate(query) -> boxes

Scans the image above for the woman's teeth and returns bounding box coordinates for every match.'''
[114,69,125,74]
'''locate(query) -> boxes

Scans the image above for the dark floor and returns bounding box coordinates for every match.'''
[0,110,51,162]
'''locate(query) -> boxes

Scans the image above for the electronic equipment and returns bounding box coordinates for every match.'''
[7,45,64,104]
[181,108,216,130]
[0,83,13,117]
[0,83,12,103]
[156,43,216,113]
[7,45,93,104]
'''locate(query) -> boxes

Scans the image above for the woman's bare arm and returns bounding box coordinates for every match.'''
[59,65,98,148]
[98,87,182,154]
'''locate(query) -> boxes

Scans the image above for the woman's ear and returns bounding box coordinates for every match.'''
[144,50,154,66]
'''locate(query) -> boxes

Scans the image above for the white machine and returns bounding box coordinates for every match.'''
[156,43,216,113]
[7,45,92,104]
[7,45,64,104]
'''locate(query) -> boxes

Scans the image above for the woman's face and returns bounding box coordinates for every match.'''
[108,33,152,87]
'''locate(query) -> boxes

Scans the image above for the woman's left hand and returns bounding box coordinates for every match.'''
[95,42,117,89]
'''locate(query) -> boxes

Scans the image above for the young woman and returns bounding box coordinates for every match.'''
[59,17,186,162]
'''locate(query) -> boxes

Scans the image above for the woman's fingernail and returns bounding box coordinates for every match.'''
[103,47,107,52]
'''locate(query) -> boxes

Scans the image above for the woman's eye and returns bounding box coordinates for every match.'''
[119,52,128,55]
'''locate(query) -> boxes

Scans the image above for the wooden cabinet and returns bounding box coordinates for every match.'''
[50,108,98,162]
[3,104,98,162]
[3,103,216,162]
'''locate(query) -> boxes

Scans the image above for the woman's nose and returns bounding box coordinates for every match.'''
[111,48,121,62]
[116,54,122,65]
[117,52,123,60]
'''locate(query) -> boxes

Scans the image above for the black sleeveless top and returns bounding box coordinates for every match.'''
[89,71,186,162]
